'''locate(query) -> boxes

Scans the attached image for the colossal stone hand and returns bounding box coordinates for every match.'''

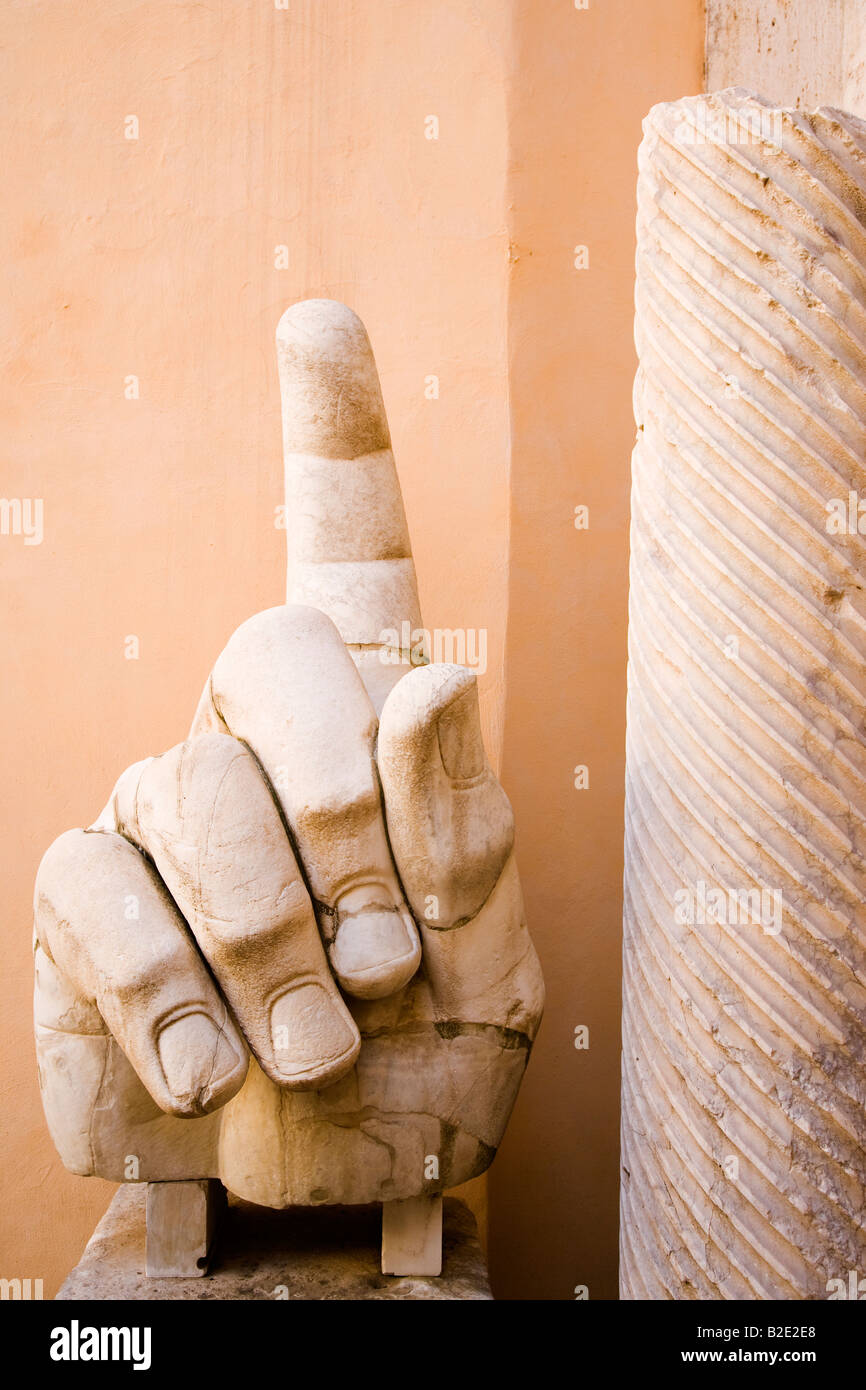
[34,301,544,1210]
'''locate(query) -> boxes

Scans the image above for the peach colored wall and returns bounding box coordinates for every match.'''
[490,0,704,1299]
[1,0,705,1301]
[1,0,510,1297]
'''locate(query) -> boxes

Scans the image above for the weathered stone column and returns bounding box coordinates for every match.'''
[620,91,866,1299]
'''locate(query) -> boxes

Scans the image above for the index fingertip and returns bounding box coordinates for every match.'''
[276,298,391,459]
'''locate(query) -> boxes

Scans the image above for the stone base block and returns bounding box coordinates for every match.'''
[56,1186,492,1300]
[381,1194,443,1275]
[145,1179,225,1277]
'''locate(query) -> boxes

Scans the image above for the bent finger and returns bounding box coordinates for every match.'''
[130,733,361,1090]
[206,605,422,1000]
[34,828,248,1117]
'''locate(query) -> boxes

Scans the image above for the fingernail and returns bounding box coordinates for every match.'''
[269,982,359,1087]
[330,907,421,1000]
[158,1012,245,1114]
[437,687,485,779]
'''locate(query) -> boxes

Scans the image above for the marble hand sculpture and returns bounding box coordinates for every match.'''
[33,301,544,1240]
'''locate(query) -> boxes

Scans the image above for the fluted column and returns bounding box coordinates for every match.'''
[620,90,866,1299]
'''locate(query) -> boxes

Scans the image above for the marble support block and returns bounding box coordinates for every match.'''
[381,1195,443,1276]
[57,1189,491,1300]
[620,91,866,1299]
[145,1179,224,1278]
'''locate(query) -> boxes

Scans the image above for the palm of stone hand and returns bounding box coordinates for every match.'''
[34,301,544,1209]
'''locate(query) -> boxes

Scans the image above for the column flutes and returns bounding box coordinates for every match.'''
[620,90,866,1299]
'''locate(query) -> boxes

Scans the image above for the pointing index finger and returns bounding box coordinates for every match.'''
[277,299,422,712]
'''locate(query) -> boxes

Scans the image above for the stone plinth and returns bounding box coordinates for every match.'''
[56,1188,492,1301]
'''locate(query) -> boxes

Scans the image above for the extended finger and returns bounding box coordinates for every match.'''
[277,298,422,713]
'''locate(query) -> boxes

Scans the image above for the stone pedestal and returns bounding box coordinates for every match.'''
[56,1188,492,1300]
